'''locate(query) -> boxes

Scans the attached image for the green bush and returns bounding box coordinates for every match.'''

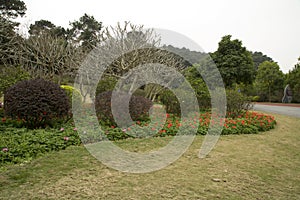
[225,89,253,118]
[0,124,81,165]
[60,85,83,110]
[159,88,200,116]
[95,91,153,126]
[4,79,70,129]
[159,90,180,115]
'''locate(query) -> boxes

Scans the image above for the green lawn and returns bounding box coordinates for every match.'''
[0,113,300,199]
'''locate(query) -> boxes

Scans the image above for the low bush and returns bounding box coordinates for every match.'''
[0,124,81,165]
[60,85,83,112]
[95,91,153,126]
[4,79,70,129]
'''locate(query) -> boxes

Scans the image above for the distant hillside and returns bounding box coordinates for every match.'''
[163,45,208,65]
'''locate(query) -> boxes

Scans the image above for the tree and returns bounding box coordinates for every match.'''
[163,45,207,65]
[0,0,26,19]
[255,61,284,102]
[285,57,300,102]
[68,13,103,50]
[29,19,67,38]
[11,31,85,84]
[183,64,210,109]
[251,51,273,70]
[211,35,255,87]
[0,0,26,64]
[79,22,189,102]
[0,16,20,65]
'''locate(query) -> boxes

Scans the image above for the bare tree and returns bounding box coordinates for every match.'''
[83,21,189,101]
[9,31,85,84]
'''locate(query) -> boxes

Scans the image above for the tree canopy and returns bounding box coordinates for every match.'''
[251,51,274,70]
[68,13,103,50]
[285,57,300,102]
[29,19,67,38]
[211,35,255,87]
[255,61,284,102]
[0,0,26,19]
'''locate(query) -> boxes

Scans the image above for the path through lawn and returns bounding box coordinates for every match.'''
[0,113,300,199]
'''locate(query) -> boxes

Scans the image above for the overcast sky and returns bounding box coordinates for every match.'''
[19,0,300,73]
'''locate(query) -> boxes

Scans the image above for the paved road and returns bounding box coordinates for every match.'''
[253,104,300,118]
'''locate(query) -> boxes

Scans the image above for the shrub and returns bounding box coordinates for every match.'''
[159,89,200,116]
[159,90,181,116]
[60,85,83,110]
[95,91,153,126]
[225,89,253,118]
[4,79,70,129]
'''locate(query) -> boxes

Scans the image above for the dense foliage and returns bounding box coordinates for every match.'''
[0,124,80,165]
[4,79,70,128]
[211,35,255,87]
[60,85,83,109]
[255,61,284,102]
[285,58,300,102]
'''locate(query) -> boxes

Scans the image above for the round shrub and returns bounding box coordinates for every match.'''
[4,79,70,129]
[95,91,153,126]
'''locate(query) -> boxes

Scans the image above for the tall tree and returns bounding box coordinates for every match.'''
[211,35,255,87]
[0,0,26,19]
[68,13,103,50]
[251,51,273,70]
[285,57,300,102]
[29,19,66,38]
[255,61,284,102]
[0,0,26,65]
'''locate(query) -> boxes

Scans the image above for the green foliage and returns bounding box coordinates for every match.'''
[68,13,103,50]
[255,61,284,102]
[251,51,274,70]
[95,91,153,126]
[0,124,81,165]
[163,45,207,64]
[225,89,253,118]
[285,58,300,102]
[159,90,181,115]
[183,65,211,110]
[60,85,83,108]
[0,66,31,97]
[95,76,118,96]
[211,35,255,87]
[4,79,70,129]
[29,19,66,38]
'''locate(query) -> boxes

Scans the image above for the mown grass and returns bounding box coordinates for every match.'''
[0,113,299,199]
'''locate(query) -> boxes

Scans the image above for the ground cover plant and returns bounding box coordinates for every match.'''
[0,113,299,199]
[1,108,276,166]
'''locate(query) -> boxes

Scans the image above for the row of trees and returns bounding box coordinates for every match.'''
[202,35,299,102]
[0,0,299,104]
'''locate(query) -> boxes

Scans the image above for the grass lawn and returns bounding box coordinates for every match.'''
[0,113,299,199]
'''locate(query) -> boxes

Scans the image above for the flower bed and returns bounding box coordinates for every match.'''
[0,111,276,166]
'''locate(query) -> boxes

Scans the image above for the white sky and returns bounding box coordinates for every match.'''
[18,0,300,73]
